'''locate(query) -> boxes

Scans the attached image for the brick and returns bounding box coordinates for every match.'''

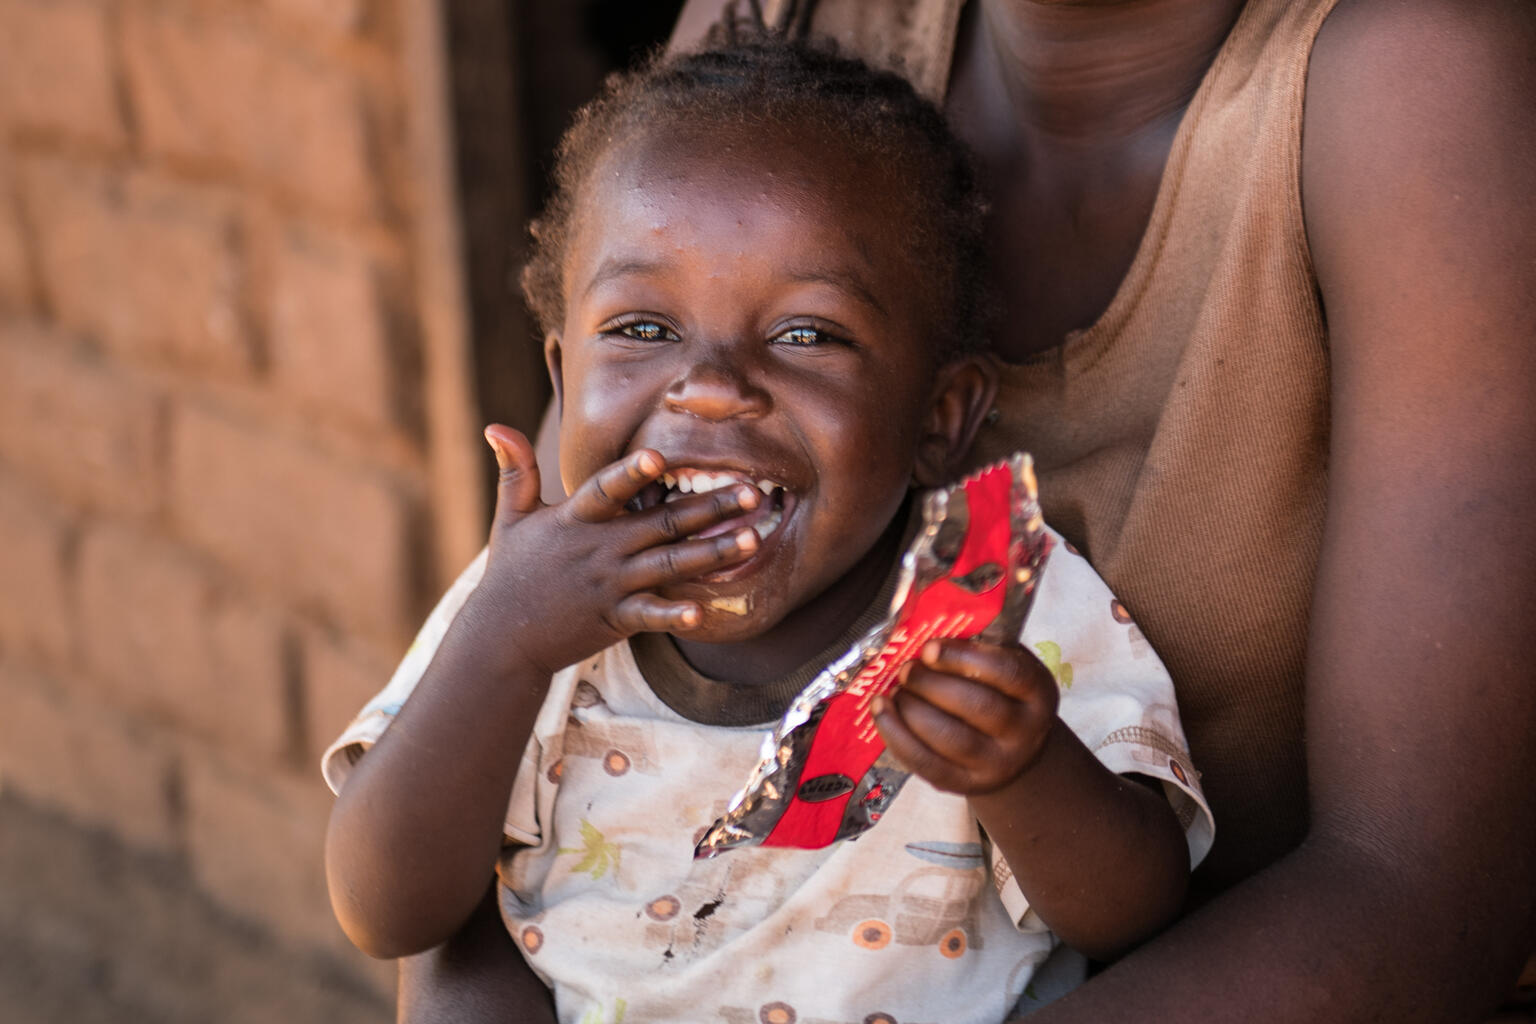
[76,523,290,760]
[0,474,75,668]
[168,404,416,637]
[22,158,251,374]
[270,228,399,430]
[0,153,31,309]
[0,322,162,518]
[0,658,179,852]
[301,628,394,762]
[122,9,375,213]
[0,0,125,145]
[181,749,348,952]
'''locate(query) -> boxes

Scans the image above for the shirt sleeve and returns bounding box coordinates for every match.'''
[319,547,488,796]
[987,527,1216,928]
[318,545,581,849]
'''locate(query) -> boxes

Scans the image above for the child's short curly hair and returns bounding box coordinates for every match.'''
[520,19,990,362]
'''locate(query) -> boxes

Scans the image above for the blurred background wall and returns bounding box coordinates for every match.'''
[0,1,679,1019]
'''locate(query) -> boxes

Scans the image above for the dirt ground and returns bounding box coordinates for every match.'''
[0,791,391,1024]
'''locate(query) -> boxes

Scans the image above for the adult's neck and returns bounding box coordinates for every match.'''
[962,0,1248,150]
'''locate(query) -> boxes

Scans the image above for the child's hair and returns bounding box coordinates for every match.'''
[520,15,990,362]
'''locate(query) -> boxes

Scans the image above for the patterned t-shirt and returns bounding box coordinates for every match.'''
[324,529,1214,1024]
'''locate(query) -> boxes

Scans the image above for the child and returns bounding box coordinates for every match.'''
[323,33,1213,1024]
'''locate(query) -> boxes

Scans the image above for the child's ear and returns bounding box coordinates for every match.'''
[543,332,565,416]
[913,355,998,488]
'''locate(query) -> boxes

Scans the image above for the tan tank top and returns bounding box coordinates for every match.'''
[766,0,1340,895]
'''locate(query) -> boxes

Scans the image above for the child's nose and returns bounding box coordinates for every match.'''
[663,356,771,421]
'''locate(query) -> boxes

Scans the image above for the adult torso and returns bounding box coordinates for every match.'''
[755,0,1338,896]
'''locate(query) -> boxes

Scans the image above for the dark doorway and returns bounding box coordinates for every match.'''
[440,0,687,515]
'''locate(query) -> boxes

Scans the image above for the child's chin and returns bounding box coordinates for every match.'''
[671,592,777,642]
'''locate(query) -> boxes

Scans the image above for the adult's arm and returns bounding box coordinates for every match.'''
[1021,1,1536,1019]
[398,882,557,1024]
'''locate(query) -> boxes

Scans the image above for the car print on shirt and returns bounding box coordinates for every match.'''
[812,842,986,957]
[716,1002,926,1024]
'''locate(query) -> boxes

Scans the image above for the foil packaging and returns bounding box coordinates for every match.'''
[695,452,1053,858]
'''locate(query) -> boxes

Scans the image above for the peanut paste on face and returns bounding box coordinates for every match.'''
[707,595,751,616]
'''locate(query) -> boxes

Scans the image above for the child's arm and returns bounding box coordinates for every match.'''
[872,638,1188,962]
[325,426,763,959]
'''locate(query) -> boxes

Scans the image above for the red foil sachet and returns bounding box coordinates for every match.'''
[695,452,1053,858]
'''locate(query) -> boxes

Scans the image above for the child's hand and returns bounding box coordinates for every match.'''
[871,638,1060,795]
[476,424,762,676]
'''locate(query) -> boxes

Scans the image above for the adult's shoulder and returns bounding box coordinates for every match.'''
[1304,0,1536,174]
[1302,0,1536,334]
[1308,0,1536,88]
[1303,0,1536,236]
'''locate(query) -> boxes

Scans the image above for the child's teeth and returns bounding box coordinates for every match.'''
[752,507,783,541]
[664,470,780,500]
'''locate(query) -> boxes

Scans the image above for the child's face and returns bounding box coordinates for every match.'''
[548,126,985,644]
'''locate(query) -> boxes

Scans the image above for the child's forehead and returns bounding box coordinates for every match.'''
[568,133,906,279]
[579,121,908,225]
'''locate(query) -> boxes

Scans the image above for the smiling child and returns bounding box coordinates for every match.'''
[323,31,1212,1024]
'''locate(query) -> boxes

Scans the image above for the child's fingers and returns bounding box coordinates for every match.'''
[626,485,760,550]
[618,528,759,589]
[886,688,992,766]
[484,425,542,521]
[897,662,1021,740]
[870,692,971,794]
[564,450,665,524]
[610,593,704,635]
[915,639,1055,702]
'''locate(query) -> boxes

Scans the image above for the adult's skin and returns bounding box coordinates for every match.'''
[395,0,1536,1020]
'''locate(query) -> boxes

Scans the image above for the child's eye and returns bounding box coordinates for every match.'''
[606,319,679,342]
[772,326,845,348]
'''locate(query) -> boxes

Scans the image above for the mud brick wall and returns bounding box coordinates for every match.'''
[0,0,487,997]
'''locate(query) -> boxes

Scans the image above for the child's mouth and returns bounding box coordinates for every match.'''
[631,468,788,543]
